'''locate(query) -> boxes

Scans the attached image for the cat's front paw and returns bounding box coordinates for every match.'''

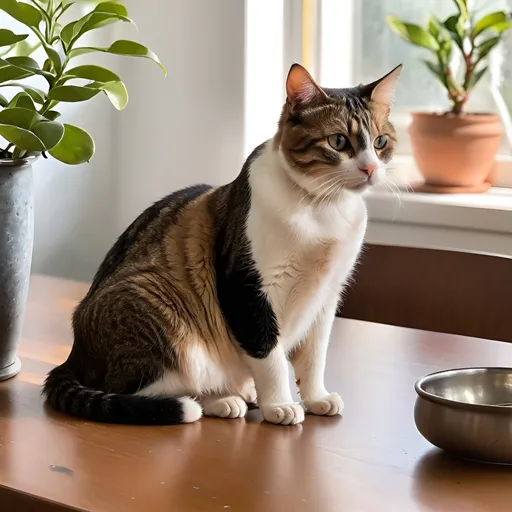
[261,402,304,425]
[305,392,344,416]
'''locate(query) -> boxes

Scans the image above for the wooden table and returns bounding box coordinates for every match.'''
[1,276,512,512]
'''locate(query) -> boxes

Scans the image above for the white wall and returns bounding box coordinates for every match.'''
[32,102,115,281]
[29,0,247,280]
[115,0,246,230]
[0,9,116,281]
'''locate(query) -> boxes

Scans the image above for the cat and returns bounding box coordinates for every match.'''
[44,63,401,426]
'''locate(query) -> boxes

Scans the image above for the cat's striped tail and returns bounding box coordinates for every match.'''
[43,363,202,425]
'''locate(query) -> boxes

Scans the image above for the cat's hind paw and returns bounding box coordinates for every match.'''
[202,396,248,419]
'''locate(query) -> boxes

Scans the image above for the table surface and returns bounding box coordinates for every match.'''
[1,276,512,512]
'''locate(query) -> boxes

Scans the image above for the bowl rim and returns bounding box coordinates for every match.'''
[415,367,512,413]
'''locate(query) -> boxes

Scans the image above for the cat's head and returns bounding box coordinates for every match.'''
[275,64,402,196]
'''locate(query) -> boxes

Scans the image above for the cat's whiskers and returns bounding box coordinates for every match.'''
[312,176,344,209]
[306,175,344,209]
[295,171,341,209]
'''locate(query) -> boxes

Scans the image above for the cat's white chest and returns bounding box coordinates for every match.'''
[247,152,367,348]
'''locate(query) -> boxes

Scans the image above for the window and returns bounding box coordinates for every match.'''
[304,0,512,186]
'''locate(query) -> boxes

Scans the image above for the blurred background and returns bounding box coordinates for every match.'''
[1,0,512,281]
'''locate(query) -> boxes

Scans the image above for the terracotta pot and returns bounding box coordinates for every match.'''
[408,112,503,189]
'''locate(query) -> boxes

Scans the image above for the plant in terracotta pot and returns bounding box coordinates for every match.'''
[387,0,511,193]
[0,0,165,381]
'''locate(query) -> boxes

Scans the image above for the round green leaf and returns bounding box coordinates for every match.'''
[92,80,128,110]
[3,56,54,81]
[0,64,32,84]
[5,56,39,69]
[8,91,35,109]
[0,124,44,151]
[32,120,65,150]
[0,106,38,130]
[63,64,120,83]
[0,82,47,104]
[49,85,102,102]
[93,2,128,16]
[44,110,61,121]
[0,29,28,48]
[49,124,95,165]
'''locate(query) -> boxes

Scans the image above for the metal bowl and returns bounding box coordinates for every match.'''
[414,368,512,464]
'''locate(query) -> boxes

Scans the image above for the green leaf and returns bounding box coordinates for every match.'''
[467,66,488,89]
[0,93,7,106]
[478,36,501,61]
[32,119,65,150]
[2,56,54,80]
[49,124,95,164]
[0,106,44,150]
[0,29,28,48]
[428,15,442,40]
[92,80,128,110]
[70,40,167,75]
[8,91,35,109]
[0,0,42,27]
[473,11,509,38]
[0,106,64,150]
[49,85,102,102]
[44,110,61,121]
[0,106,37,129]
[62,64,120,83]
[0,82,46,103]
[423,60,448,87]
[46,46,62,74]
[5,56,39,70]
[387,16,439,51]
[0,124,43,150]
[61,11,133,47]
[453,0,468,22]
[0,64,32,84]
[444,14,465,50]
[93,1,128,16]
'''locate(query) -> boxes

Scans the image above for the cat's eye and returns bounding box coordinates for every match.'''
[374,135,387,149]
[328,134,348,151]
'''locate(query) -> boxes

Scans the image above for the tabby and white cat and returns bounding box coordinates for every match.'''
[44,63,401,426]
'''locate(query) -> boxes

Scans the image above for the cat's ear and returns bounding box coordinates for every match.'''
[362,64,403,106]
[286,63,326,106]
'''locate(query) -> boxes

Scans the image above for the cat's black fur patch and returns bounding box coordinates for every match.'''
[89,184,213,295]
[44,363,186,425]
[214,143,279,359]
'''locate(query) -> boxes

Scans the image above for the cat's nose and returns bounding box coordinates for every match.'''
[359,163,377,177]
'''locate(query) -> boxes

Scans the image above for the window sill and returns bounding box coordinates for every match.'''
[366,186,512,235]
[365,163,512,258]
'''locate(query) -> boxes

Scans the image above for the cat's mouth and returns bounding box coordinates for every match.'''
[346,179,371,192]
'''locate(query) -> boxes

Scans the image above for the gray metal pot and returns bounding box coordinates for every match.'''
[0,158,35,381]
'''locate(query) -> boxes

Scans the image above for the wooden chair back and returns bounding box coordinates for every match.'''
[339,244,512,343]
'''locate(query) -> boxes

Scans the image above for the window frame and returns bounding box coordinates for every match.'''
[298,0,512,188]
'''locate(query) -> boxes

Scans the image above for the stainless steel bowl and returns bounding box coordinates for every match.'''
[414,368,512,464]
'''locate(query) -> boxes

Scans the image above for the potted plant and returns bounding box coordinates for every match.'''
[387,0,511,193]
[0,0,165,381]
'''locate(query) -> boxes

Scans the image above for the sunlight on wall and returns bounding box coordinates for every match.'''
[244,0,284,156]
